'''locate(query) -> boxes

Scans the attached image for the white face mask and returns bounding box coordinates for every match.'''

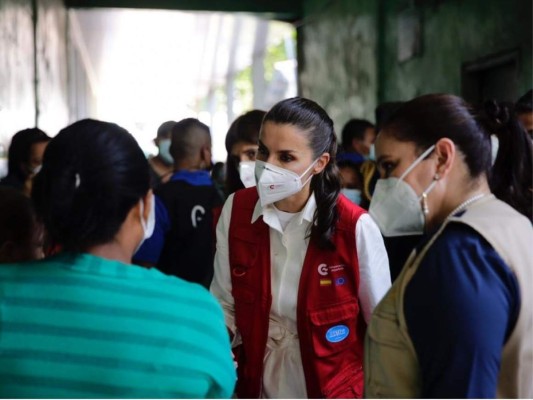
[341,188,362,205]
[158,139,173,165]
[490,135,499,166]
[135,193,156,253]
[369,145,437,237]
[238,161,256,188]
[254,159,318,207]
[32,164,42,175]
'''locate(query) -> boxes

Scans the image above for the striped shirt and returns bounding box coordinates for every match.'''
[0,252,236,398]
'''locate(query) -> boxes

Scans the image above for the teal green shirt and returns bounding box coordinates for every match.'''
[0,253,236,398]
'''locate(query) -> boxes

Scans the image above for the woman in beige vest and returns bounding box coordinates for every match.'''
[365,94,532,398]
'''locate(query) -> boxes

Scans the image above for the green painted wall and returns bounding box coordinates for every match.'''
[299,0,379,130]
[299,0,532,131]
[380,0,532,102]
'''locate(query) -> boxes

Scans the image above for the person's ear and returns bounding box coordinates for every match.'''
[154,137,159,147]
[200,146,211,168]
[434,138,455,179]
[313,153,331,175]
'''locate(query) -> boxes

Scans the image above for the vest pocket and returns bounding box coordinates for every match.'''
[309,300,359,358]
[365,311,418,398]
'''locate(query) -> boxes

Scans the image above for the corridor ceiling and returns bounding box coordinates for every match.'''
[65,0,303,21]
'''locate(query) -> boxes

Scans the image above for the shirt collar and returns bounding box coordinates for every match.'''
[170,170,212,186]
[251,193,317,227]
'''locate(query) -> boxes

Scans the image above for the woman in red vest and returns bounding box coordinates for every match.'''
[211,97,391,398]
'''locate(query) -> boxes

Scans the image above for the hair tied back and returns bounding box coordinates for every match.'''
[483,100,511,132]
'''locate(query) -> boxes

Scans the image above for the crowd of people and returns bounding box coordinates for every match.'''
[0,89,531,398]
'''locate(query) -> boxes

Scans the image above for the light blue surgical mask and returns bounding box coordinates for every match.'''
[341,188,362,205]
[367,144,376,161]
[158,139,173,165]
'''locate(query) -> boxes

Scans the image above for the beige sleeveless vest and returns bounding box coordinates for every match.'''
[365,196,533,398]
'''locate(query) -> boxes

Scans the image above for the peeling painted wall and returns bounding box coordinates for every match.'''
[0,0,68,150]
[36,0,69,134]
[0,0,35,152]
[380,0,532,102]
[299,0,532,132]
[299,0,378,131]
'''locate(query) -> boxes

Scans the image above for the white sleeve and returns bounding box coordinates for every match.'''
[356,213,392,323]
[210,193,236,333]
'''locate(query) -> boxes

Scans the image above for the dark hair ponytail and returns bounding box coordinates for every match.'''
[32,119,150,252]
[311,129,341,249]
[263,97,341,249]
[482,100,532,220]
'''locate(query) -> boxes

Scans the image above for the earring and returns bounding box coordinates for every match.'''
[434,173,440,180]
[422,192,429,215]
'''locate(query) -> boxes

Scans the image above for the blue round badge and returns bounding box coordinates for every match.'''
[326,325,350,343]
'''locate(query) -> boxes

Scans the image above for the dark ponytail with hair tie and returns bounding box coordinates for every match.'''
[482,100,532,220]
[263,97,341,249]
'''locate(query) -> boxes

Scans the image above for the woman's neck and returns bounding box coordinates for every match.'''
[432,177,491,229]
[87,240,132,265]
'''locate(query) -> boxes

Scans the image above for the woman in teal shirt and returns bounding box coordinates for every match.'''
[0,119,236,398]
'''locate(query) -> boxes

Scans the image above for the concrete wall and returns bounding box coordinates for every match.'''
[299,0,378,130]
[380,0,532,103]
[299,0,532,132]
[0,0,68,151]
[36,0,69,134]
[0,0,36,153]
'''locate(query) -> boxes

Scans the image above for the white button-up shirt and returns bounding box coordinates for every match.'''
[211,192,391,398]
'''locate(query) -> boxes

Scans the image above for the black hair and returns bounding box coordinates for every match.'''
[263,97,340,249]
[375,101,404,132]
[341,119,375,151]
[382,94,532,220]
[157,120,176,138]
[170,118,210,161]
[482,100,532,220]
[0,186,39,259]
[225,110,266,195]
[6,128,50,184]
[32,119,150,252]
[515,89,532,114]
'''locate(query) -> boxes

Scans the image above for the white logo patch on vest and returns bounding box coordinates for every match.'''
[318,263,329,276]
[317,263,345,276]
[326,325,350,343]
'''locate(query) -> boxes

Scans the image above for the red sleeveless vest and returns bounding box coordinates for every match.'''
[229,187,367,398]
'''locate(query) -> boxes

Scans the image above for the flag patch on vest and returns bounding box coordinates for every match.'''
[320,279,332,286]
[335,277,346,285]
[326,325,350,342]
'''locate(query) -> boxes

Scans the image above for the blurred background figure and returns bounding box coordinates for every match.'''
[515,89,533,137]
[487,100,533,221]
[134,118,224,288]
[224,109,266,197]
[337,159,367,208]
[0,128,50,196]
[0,187,44,263]
[148,120,176,188]
[338,118,376,164]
